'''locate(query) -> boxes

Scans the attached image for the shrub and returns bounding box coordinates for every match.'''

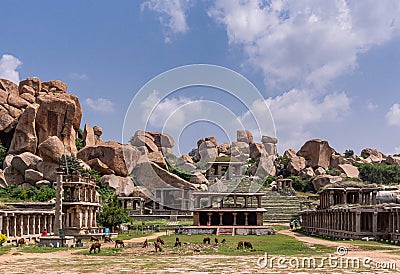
[344,149,354,158]
[97,196,130,229]
[289,176,313,192]
[326,168,341,176]
[0,234,7,246]
[0,185,56,202]
[355,162,400,185]
[264,176,276,187]
[59,155,83,175]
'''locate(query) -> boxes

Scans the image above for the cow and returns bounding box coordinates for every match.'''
[76,239,82,244]
[142,239,148,248]
[237,241,243,249]
[174,238,182,247]
[154,242,162,252]
[115,240,125,248]
[221,238,226,244]
[214,238,219,245]
[203,237,211,244]
[104,236,113,243]
[156,237,165,245]
[17,238,25,247]
[89,243,101,254]
[90,236,99,242]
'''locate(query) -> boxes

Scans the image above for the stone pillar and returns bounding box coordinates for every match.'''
[193,212,199,226]
[219,198,224,209]
[84,209,88,228]
[54,173,63,236]
[89,208,94,228]
[343,191,347,205]
[256,212,263,226]
[244,212,249,226]
[329,191,334,206]
[19,215,23,236]
[244,196,248,208]
[5,216,9,237]
[94,209,97,228]
[219,213,223,226]
[358,190,363,205]
[78,208,83,228]
[233,195,237,207]
[372,191,377,205]
[13,216,17,237]
[207,212,212,225]
[233,213,237,226]
[257,196,261,208]
[37,215,41,235]
[0,216,3,234]
[356,211,361,234]
[372,211,378,236]
[49,216,53,234]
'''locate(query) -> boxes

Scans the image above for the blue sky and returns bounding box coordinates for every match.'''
[1,0,400,155]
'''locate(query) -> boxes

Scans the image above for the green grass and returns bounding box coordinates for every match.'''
[0,245,11,255]
[115,230,154,241]
[158,233,336,256]
[19,245,84,253]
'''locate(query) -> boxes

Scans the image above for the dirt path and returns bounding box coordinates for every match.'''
[1,232,166,262]
[278,229,400,263]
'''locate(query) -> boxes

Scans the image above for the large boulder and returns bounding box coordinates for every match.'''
[93,126,103,145]
[77,141,141,177]
[330,154,350,169]
[133,157,202,192]
[190,172,209,185]
[177,154,194,165]
[197,136,218,148]
[150,132,174,148]
[261,136,278,144]
[218,142,230,155]
[86,158,115,175]
[100,174,135,197]
[4,166,24,185]
[0,105,18,132]
[19,78,41,95]
[11,152,42,174]
[9,104,39,154]
[24,169,44,184]
[35,180,51,188]
[297,139,335,169]
[249,143,266,161]
[2,155,13,169]
[385,156,400,166]
[284,149,306,175]
[312,175,342,192]
[252,155,276,177]
[237,130,253,143]
[199,148,218,162]
[361,148,385,163]
[130,130,158,152]
[338,164,359,178]
[42,80,68,94]
[37,136,66,163]
[36,161,59,182]
[299,167,315,180]
[35,93,81,155]
[83,124,96,147]
[0,79,18,94]
[147,151,167,170]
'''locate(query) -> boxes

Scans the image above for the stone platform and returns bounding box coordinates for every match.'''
[180,225,275,236]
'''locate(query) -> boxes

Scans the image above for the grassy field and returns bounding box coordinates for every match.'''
[0,245,11,255]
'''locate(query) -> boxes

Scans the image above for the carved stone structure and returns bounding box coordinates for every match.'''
[205,162,245,181]
[301,187,400,241]
[183,192,274,235]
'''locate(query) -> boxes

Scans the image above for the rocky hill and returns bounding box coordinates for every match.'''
[1,77,399,200]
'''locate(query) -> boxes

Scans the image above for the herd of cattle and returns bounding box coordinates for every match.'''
[87,235,254,254]
[15,235,255,254]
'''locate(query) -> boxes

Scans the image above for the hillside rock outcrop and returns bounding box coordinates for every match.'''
[298,139,335,169]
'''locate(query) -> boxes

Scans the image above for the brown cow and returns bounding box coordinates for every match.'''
[115,240,125,248]
[214,238,219,245]
[174,239,182,247]
[244,241,253,249]
[17,238,25,247]
[90,236,99,242]
[104,236,113,243]
[203,237,211,244]
[154,242,162,252]
[221,238,226,244]
[156,237,165,245]
[89,243,101,254]
[142,239,148,248]
[237,241,243,249]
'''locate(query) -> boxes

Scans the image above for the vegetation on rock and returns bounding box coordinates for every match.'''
[355,162,400,185]
[0,142,7,168]
[59,155,83,175]
[0,185,56,202]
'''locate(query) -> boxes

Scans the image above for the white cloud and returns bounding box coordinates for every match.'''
[85,98,115,112]
[70,72,88,80]
[208,0,400,89]
[0,54,22,83]
[366,100,378,111]
[241,89,351,150]
[141,90,202,129]
[142,0,192,42]
[386,104,400,127]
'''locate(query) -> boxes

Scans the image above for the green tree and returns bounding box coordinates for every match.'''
[344,149,354,158]
[59,155,83,175]
[355,162,400,185]
[289,176,313,192]
[97,196,130,229]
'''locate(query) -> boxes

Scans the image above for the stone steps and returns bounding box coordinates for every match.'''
[222,179,301,224]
